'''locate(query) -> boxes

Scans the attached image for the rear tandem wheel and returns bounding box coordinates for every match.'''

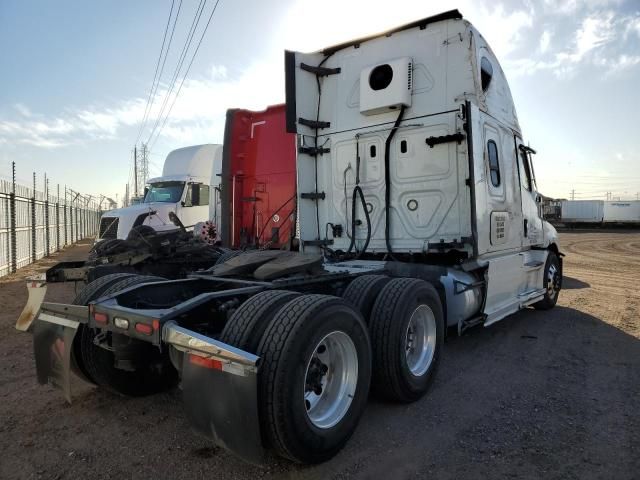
[256,294,372,463]
[368,277,444,403]
[218,290,301,352]
[341,274,391,322]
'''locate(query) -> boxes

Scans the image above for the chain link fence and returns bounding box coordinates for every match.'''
[0,163,104,278]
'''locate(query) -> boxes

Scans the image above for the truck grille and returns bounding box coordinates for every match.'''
[99,217,119,239]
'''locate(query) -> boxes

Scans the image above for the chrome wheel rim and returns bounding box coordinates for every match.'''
[405,305,437,377]
[304,331,358,429]
[547,263,559,298]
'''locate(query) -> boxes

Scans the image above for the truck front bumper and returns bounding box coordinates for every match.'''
[31,304,265,464]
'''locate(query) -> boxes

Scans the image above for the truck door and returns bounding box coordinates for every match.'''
[514,138,543,246]
[181,182,211,229]
[478,117,523,254]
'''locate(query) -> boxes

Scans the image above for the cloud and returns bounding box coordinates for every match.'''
[543,0,625,15]
[1,0,638,154]
[0,58,284,151]
[13,104,32,117]
[506,9,640,79]
[561,12,616,63]
[539,30,551,53]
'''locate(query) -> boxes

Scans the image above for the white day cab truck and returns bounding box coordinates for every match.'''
[98,144,223,240]
[20,10,562,465]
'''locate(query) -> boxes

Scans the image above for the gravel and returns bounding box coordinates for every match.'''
[0,232,638,479]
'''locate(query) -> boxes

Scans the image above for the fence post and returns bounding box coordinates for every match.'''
[9,163,16,273]
[80,204,84,239]
[44,175,50,256]
[31,173,36,263]
[63,186,68,246]
[70,196,74,244]
[56,184,60,251]
[4,193,9,272]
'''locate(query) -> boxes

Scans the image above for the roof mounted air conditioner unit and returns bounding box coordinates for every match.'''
[359,57,413,115]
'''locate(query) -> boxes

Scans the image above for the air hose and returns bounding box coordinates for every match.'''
[384,106,406,255]
[346,185,371,257]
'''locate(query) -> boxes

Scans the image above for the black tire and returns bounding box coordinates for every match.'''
[78,275,178,396]
[342,275,390,322]
[127,224,156,241]
[256,294,372,464]
[72,273,137,306]
[533,251,562,310]
[71,273,138,383]
[98,274,165,297]
[218,290,300,352]
[214,249,242,265]
[369,278,444,403]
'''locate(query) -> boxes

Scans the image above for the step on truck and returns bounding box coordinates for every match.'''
[20,10,563,465]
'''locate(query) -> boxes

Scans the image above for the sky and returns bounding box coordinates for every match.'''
[1,0,639,203]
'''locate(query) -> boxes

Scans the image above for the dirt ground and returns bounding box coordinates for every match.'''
[0,231,638,480]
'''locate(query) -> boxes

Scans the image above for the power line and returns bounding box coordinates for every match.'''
[134,0,178,145]
[149,0,222,150]
[145,0,208,146]
[142,0,184,140]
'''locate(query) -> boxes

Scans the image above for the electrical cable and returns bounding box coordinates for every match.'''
[255,193,296,245]
[343,164,352,239]
[384,105,406,256]
[149,0,222,150]
[135,0,184,145]
[345,186,371,258]
[345,136,371,258]
[134,0,178,145]
[145,0,208,146]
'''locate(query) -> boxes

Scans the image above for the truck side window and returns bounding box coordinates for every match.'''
[519,148,532,191]
[487,140,500,187]
[198,185,210,206]
[481,57,493,91]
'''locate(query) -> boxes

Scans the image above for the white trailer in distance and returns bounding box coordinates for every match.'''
[21,10,562,465]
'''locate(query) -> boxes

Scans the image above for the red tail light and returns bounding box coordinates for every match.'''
[189,354,223,371]
[135,323,153,335]
[93,312,108,325]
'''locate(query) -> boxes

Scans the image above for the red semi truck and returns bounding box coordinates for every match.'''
[222,104,297,249]
[16,104,297,330]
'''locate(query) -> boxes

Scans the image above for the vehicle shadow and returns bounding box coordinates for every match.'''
[562,275,590,289]
[3,303,640,480]
[292,305,640,479]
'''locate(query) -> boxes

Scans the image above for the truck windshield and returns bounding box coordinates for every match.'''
[144,181,185,203]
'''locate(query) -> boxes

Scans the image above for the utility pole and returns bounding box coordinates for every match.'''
[139,143,149,188]
[570,189,575,201]
[134,146,138,197]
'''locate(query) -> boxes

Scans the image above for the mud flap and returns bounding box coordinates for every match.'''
[182,356,264,464]
[163,322,264,463]
[16,280,47,332]
[33,313,80,403]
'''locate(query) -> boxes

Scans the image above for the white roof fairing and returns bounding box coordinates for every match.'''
[162,144,222,180]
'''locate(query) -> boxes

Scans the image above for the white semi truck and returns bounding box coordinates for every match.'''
[98,144,223,241]
[21,10,562,465]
